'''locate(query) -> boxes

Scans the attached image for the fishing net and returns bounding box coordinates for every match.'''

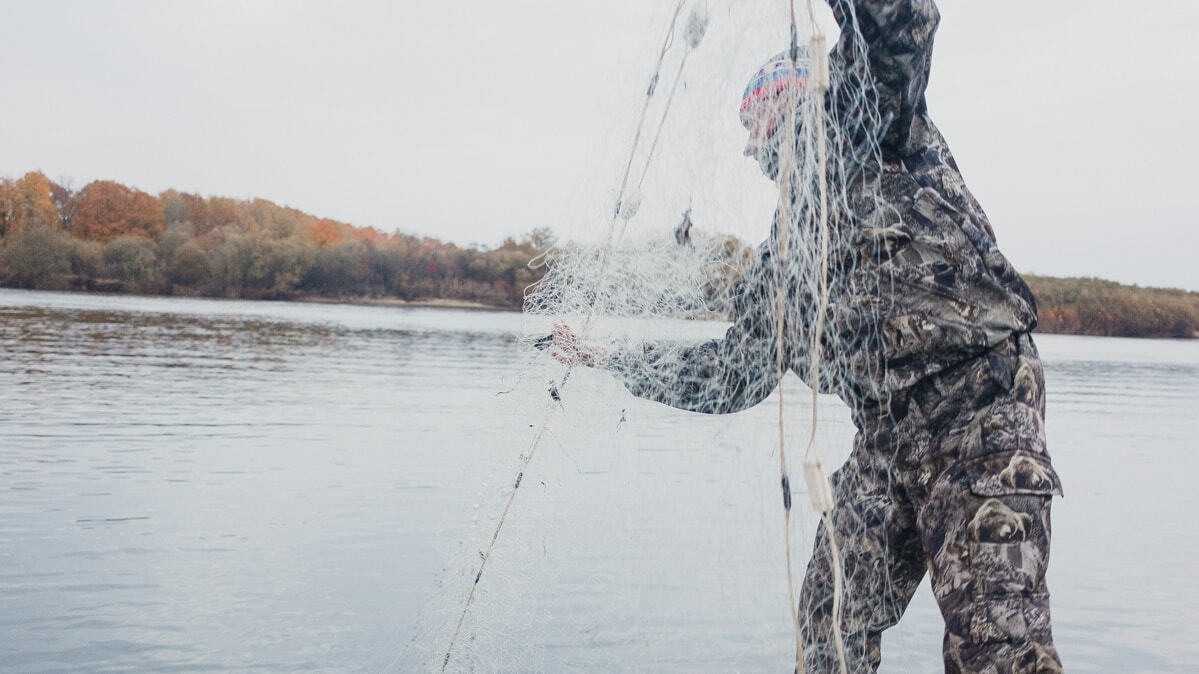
[407,1,938,671]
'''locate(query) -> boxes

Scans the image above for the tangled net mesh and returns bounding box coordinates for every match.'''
[399,1,938,671]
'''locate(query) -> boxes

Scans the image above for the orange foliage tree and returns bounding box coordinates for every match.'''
[352,225,392,246]
[0,171,61,236]
[305,219,351,248]
[70,180,165,243]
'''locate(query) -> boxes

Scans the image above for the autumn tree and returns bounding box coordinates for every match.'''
[160,189,209,235]
[0,178,12,236]
[205,197,249,233]
[0,171,61,237]
[70,180,165,242]
[49,178,74,228]
[305,219,348,248]
[245,198,314,239]
[353,225,392,246]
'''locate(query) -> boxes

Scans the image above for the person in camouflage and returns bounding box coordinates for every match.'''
[552,0,1063,671]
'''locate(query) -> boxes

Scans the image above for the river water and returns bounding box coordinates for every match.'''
[1,288,1197,672]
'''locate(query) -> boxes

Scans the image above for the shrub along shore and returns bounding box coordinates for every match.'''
[2,171,1195,337]
[1023,275,1199,339]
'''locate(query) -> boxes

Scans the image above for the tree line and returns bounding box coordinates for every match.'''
[0,171,548,308]
[2,170,1196,337]
[1024,275,1199,339]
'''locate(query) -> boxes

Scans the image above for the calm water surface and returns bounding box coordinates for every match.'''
[1,289,1197,672]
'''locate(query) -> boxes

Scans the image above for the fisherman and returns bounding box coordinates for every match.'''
[551,0,1063,671]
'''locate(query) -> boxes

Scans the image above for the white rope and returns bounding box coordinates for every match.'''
[772,1,848,672]
[611,1,686,226]
[795,1,848,670]
[620,4,709,243]
[773,4,805,671]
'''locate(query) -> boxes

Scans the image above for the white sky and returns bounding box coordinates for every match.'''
[2,1,1197,290]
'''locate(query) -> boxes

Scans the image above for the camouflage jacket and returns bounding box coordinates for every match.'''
[610,0,1038,414]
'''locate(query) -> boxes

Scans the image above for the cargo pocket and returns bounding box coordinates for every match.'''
[961,451,1060,644]
[968,450,1061,499]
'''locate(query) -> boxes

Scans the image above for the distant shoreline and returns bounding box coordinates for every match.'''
[0,285,517,313]
[290,290,1199,339]
[1023,275,1199,340]
[293,294,514,312]
[2,285,1196,339]
[3,171,1195,339]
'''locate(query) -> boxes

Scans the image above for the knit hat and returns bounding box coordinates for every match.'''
[739,48,810,128]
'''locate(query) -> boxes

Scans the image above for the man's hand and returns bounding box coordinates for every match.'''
[549,323,607,368]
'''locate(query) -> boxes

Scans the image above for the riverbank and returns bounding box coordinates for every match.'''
[294,294,512,312]
[1024,275,1199,339]
[4,280,1196,340]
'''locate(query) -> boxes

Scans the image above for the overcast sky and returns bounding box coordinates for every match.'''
[2,1,1196,290]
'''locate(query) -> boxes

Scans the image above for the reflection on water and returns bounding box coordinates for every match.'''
[1,289,1198,672]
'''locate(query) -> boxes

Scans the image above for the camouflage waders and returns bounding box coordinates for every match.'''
[799,334,1063,673]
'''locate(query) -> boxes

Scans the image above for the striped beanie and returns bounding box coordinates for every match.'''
[739,48,810,128]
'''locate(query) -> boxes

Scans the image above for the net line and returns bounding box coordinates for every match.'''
[776,1,847,670]
[439,0,892,668]
[438,4,702,669]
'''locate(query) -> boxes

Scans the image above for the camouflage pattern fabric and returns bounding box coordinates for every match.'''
[821,0,1039,399]
[799,334,1063,673]
[604,0,1064,671]
[608,0,1039,411]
